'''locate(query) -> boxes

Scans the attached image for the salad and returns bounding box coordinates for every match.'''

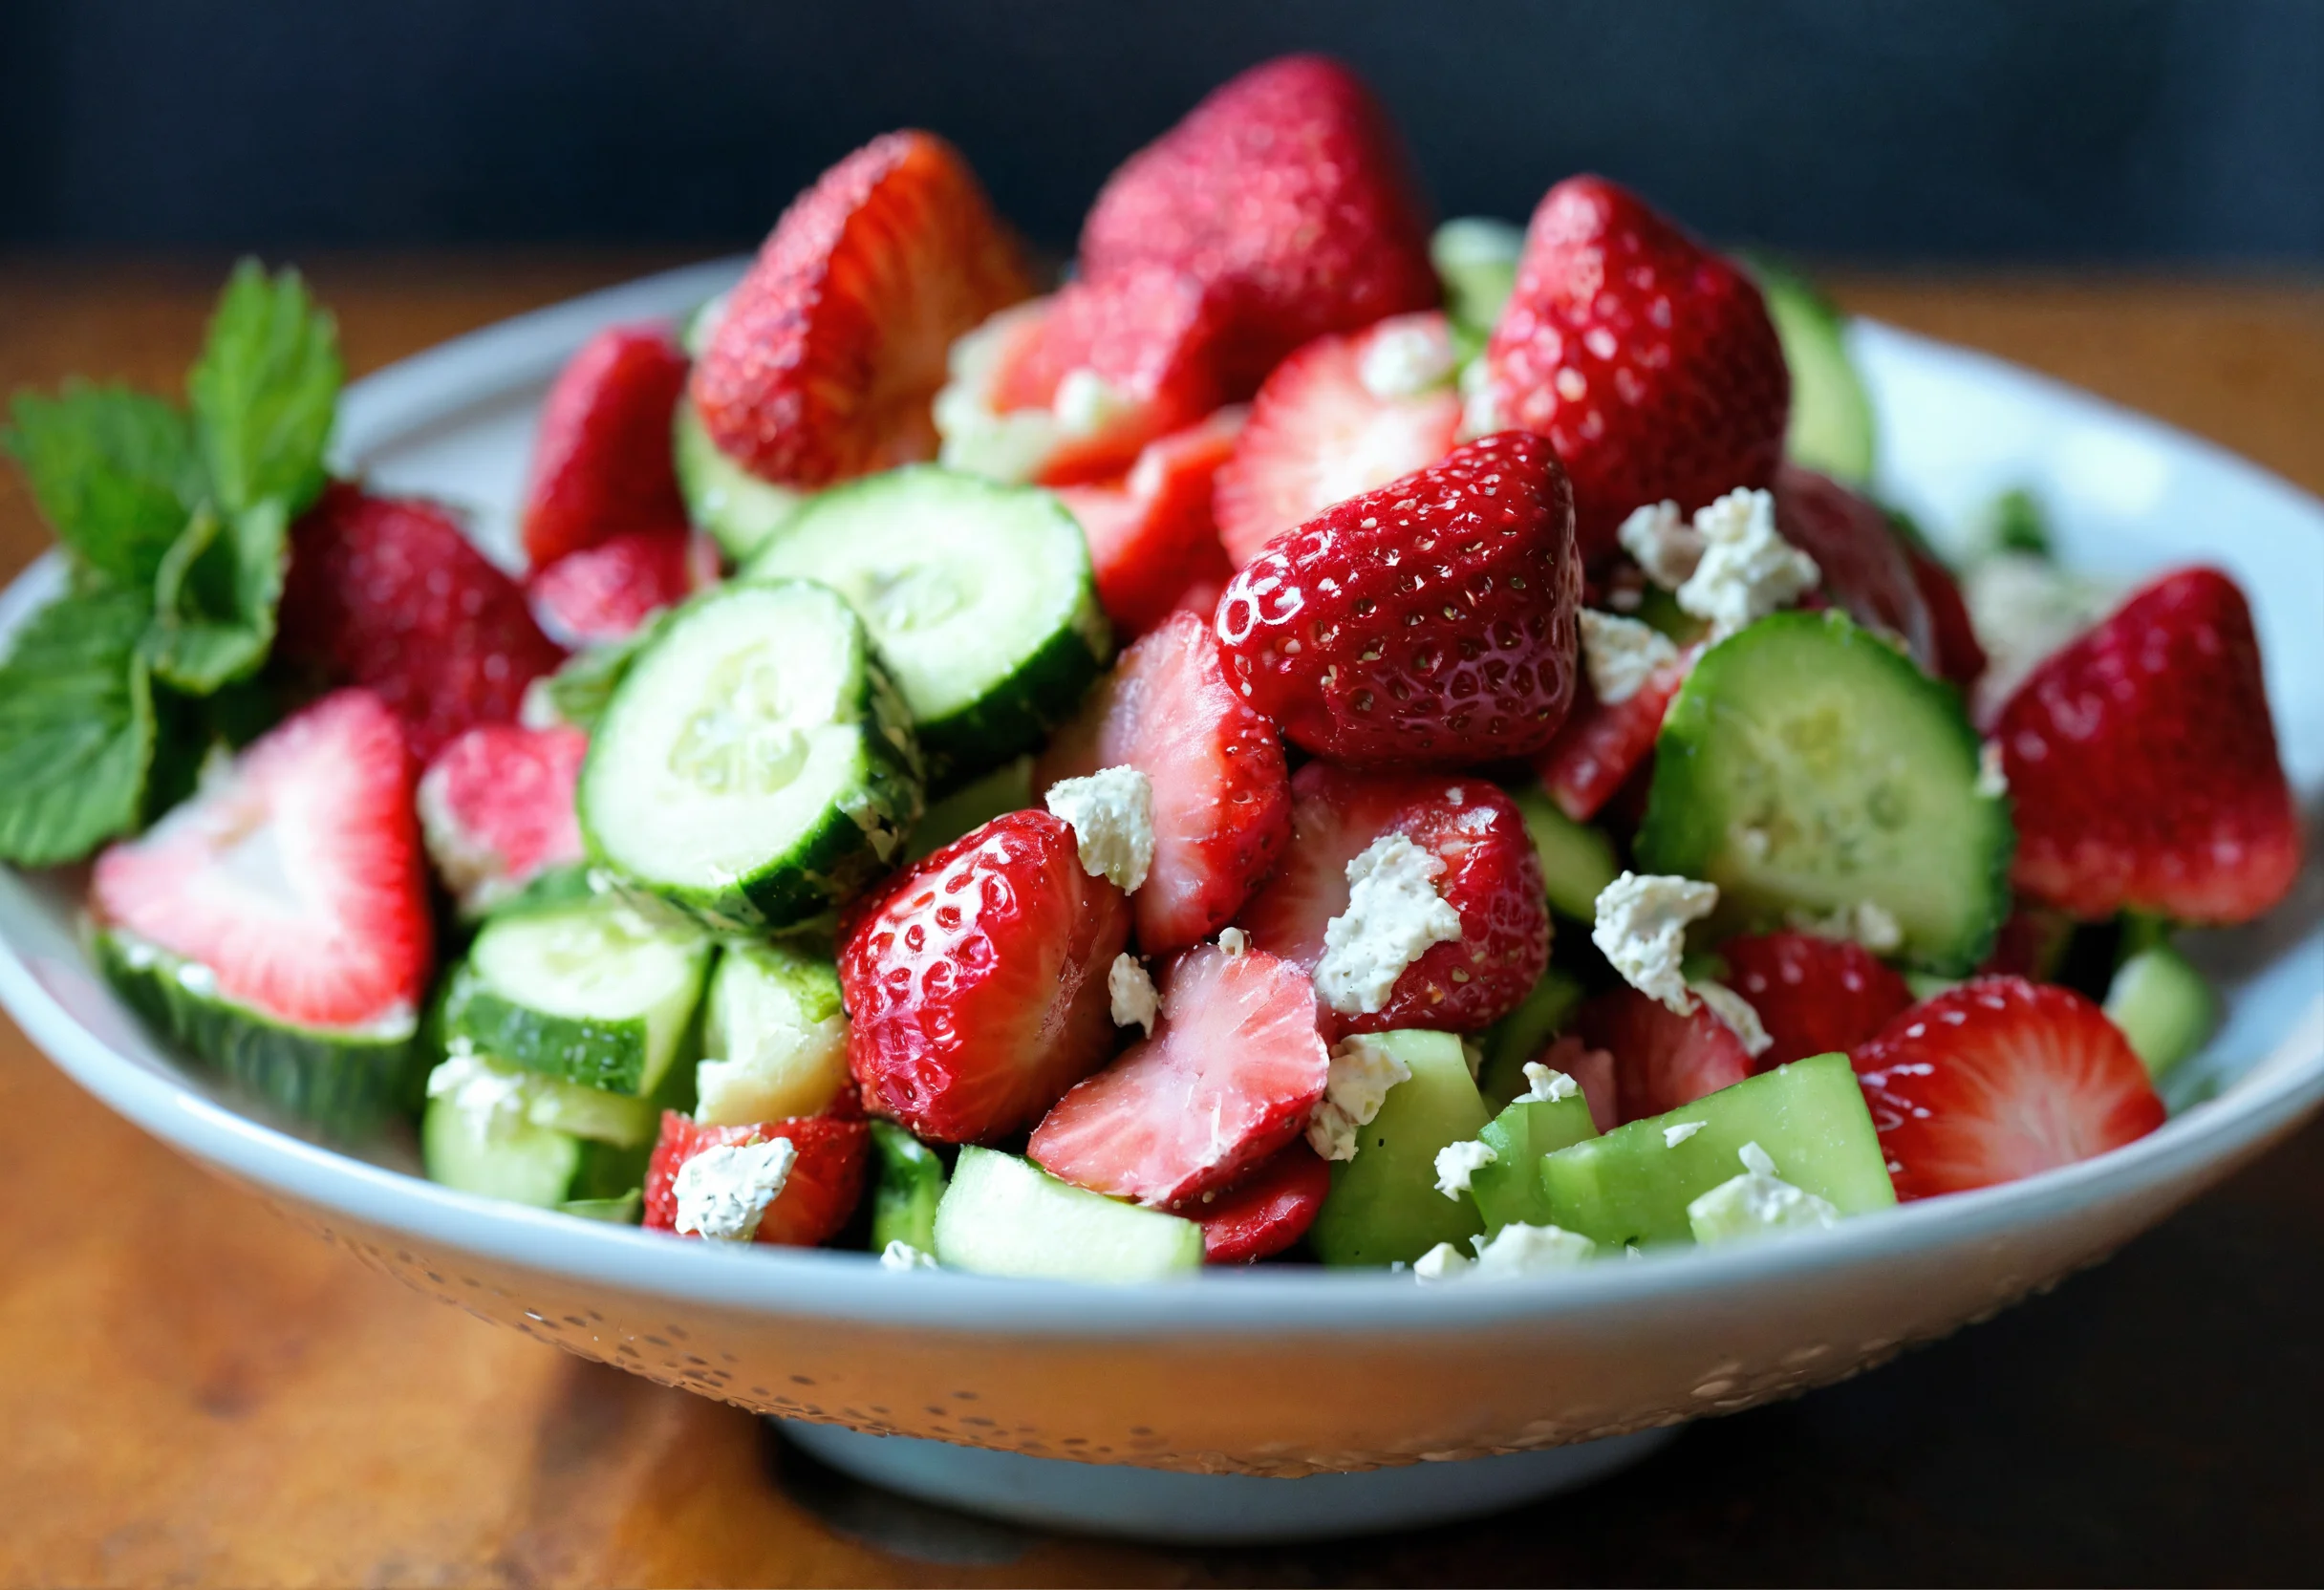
[1,55,2302,1283]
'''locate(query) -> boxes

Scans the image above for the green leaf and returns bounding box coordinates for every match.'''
[2,382,201,587]
[0,583,157,866]
[536,612,671,732]
[145,497,289,694]
[187,259,343,517]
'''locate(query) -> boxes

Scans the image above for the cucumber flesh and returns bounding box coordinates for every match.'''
[673,394,805,563]
[424,1046,661,1148]
[1510,783,1621,920]
[560,1191,643,1224]
[2105,942,2216,1079]
[580,579,925,930]
[1475,968,1587,1112]
[1467,1090,1598,1235]
[1637,610,2012,975]
[422,1094,581,1206]
[1310,1032,1492,1267]
[905,755,1034,862]
[1431,217,1523,358]
[869,1120,948,1254]
[1748,256,1876,485]
[696,938,850,1125]
[933,1147,1202,1281]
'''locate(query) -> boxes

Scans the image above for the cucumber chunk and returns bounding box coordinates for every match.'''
[1637,611,2012,974]
[2105,942,2216,1079]
[869,1120,947,1254]
[420,1094,650,1208]
[1468,1089,1599,1235]
[745,466,1110,789]
[1431,217,1523,358]
[905,755,1034,863]
[1747,256,1876,484]
[933,1147,1202,1281]
[1475,968,1588,1112]
[580,580,926,930]
[1310,1032,1491,1267]
[1540,1052,1894,1248]
[696,938,850,1125]
[673,395,805,563]
[1509,782,1621,920]
[560,1191,644,1224]
[424,1047,661,1147]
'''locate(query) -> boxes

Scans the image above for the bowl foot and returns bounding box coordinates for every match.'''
[774,1421,1678,1544]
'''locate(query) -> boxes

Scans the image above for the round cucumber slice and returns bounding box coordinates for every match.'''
[673,394,806,563]
[1636,610,2012,975]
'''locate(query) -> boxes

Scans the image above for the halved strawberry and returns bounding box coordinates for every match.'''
[1034,610,1290,954]
[1851,978,2164,1200]
[642,1112,872,1246]
[1196,1140,1333,1263]
[1902,537,1987,692]
[1771,463,1936,671]
[1211,312,1463,568]
[415,722,587,915]
[520,324,691,569]
[1028,943,1329,1208]
[1052,407,1244,636]
[692,130,1032,488]
[91,690,433,1029]
[839,810,1131,1143]
[1529,646,1696,823]
[1720,931,1913,1071]
[1537,1034,1619,1134]
[1979,902,2075,980]
[1232,763,1549,1035]
[526,524,717,649]
[1995,567,2301,923]
[1572,985,1754,1124]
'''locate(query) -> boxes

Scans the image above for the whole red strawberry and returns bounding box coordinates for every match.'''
[1771,463,1936,670]
[1479,176,1790,563]
[1080,54,1438,393]
[1213,431,1582,765]
[642,1112,871,1247]
[1995,567,2300,923]
[1720,931,1914,1071]
[520,324,690,569]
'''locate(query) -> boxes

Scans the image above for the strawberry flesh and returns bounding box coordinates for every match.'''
[520,324,691,569]
[1053,407,1244,638]
[527,524,715,649]
[1720,931,1914,1071]
[1573,985,1754,1125]
[1538,1034,1621,1134]
[1529,645,1695,823]
[415,722,587,914]
[643,1112,872,1246]
[1196,1140,1333,1263]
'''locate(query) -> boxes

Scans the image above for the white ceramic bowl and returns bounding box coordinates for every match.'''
[5,261,2321,1542]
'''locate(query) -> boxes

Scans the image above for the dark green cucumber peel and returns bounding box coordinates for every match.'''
[869,1120,948,1253]
[441,962,649,1095]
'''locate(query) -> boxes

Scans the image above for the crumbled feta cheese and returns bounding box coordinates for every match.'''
[1689,978,1773,1057]
[1962,552,2115,721]
[1313,834,1464,1016]
[1517,1063,1580,1104]
[1433,1138,1498,1199]
[1687,1140,1840,1245]
[1592,870,1720,1015]
[1108,953,1158,1038]
[1664,1119,1707,1148]
[1618,500,1704,590]
[934,300,1065,483]
[1044,764,1155,892]
[1053,367,1137,439]
[1785,899,1906,956]
[1978,740,2010,799]
[1413,1241,1474,1282]
[673,1136,799,1243]
[1676,488,1820,634]
[1358,315,1457,399]
[1417,1224,1597,1281]
[425,1049,534,1142]
[1306,1033,1413,1161]
[1216,926,1249,957]
[1578,609,1682,705]
[879,1239,938,1272]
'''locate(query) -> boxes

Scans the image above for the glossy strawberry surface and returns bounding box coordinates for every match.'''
[520,323,690,569]
[415,722,587,913]
[1573,985,1755,1125]
[1195,1140,1333,1263]
[1771,462,1936,670]
[1053,408,1243,638]
[526,524,715,649]
[642,1112,872,1246]
[1720,931,1914,1071]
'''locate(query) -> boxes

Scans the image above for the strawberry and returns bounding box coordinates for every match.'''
[1994,568,2301,923]
[1529,644,1695,823]
[519,324,691,569]
[1537,1034,1620,1134]
[1979,902,2074,980]
[1195,1140,1333,1263]
[1478,176,1790,564]
[1770,463,1936,670]
[1029,943,1330,1208]
[526,524,717,649]
[278,484,567,762]
[91,690,432,1029]
[1079,54,1438,393]
[1233,763,1549,1035]
[1214,431,1583,766]
[1572,985,1754,1124]
[1035,610,1291,954]
[1211,311,1463,568]
[693,131,1032,488]
[415,722,587,915]
[1851,978,2164,1199]
[642,1112,872,1246]
[1720,931,1913,1070]
[839,810,1131,1143]
[1900,536,1988,692]
[1052,407,1244,637]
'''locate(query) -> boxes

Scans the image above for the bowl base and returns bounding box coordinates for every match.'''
[774,1422,1678,1544]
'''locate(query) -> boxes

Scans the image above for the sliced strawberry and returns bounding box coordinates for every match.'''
[1233,763,1549,1035]
[520,324,691,569]
[693,130,1032,488]
[1720,931,1913,1071]
[1771,463,1937,671]
[839,810,1131,1143]
[1528,645,1695,823]
[1573,985,1754,1125]
[1052,407,1244,636]
[279,484,567,762]
[91,690,432,1029]
[1212,312,1463,568]
[1995,567,2301,923]
[1196,1140,1333,1263]
[1028,943,1330,1208]
[1978,902,2075,980]
[1538,1034,1620,1134]
[1851,978,2164,1200]
[415,722,587,915]
[642,1112,872,1246]
[1034,610,1290,954]
[526,524,717,649]
[1903,537,1987,692]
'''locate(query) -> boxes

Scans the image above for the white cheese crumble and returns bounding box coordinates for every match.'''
[1517,1063,1580,1104]
[1786,899,1906,956]
[1413,1241,1473,1282]
[1433,1138,1498,1199]
[1108,953,1158,1038]
[1044,764,1155,892]
[1578,609,1681,705]
[1689,978,1773,1057]
[1216,926,1250,957]
[1617,500,1704,590]
[1676,488,1820,634]
[425,1049,534,1142]
[879,1239,938,1272]
[1357,314,1457,399]
[1977,740,2010,798]
[1592,871,1720,1015]
[1415,1224,1598,1282]
[1664,1119,1707,1148]
[1306,1033,1412,1161]
[1053,367,1137,439]
[933,299,1065,483]
[1962,552,2114,723]
[1314,834,1464,1016]
[1687,1141,1840,1245]
[414,764,511,914]
[673,1136,799,1243]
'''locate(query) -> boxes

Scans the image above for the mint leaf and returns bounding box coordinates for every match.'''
[0,583,156,866]
[2,382,200,587]
[146,497,289,693]
[188,259,342,517]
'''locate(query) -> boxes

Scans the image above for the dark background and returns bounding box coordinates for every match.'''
[2,0,2318,264]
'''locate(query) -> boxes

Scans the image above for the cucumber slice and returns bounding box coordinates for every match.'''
[95,929,423,1138]
[1747,256,1876,484]
[905,755,1033,863]
[1637,610,2012,975]
[420,1093,651,1208]
[1540,1051,1894,1248]
[1310,1032,1491,1267]
[745,466,1110,789]
[1431,217,1523,357]
[678,291,727,360]
[1468,1089,1598,1235]
[673,394,806,563]
[560,1191,644,1224]
[869,1120,947,1253]
[696,938,850,1125]
[445,894,712,1096]
[579,580,926,931]
[933,1147,1202,1281]
[1475,968,1588,1111]
[424,1047,660,1147]
[1509,782,1621,920]
[2105,942,2216,1079]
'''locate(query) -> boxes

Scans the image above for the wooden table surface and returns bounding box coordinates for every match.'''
[2,260,2319,1588]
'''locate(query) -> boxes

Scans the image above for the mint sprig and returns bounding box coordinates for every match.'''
[189,260,342,517]
[3,383,201,587]
[0,582,157,866]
